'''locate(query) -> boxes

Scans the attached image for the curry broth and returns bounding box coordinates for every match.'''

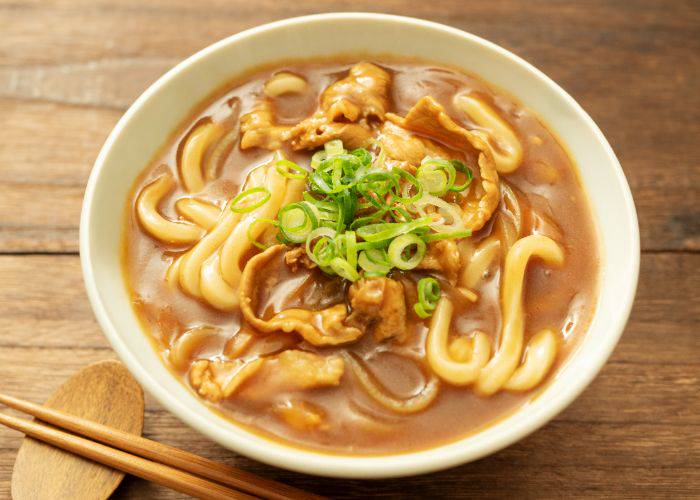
[124,58,599,454]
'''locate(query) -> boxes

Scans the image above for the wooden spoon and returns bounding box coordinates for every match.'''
[11,360,145,500]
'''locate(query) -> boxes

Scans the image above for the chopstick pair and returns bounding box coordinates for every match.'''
[0,393,321,500]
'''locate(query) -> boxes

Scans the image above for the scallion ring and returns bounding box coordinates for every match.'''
[230,187,271,213]
[388,233,426,270]
[449,160,474,192]
[246,218,278,250]
[357,217,432,243]
[330,257,360,282]
[422,229,472,242]
[358,251,391,276]
[277,202,318,243]
[414,277,441,317]
[275,159,308,179]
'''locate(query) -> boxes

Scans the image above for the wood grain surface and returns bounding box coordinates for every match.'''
[11,361,145,500]
[0,0,698,498]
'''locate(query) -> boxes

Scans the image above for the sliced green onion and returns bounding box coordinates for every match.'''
[324,139,346,157]
[417,158,457,196]
[413,302,432,319]
[345,230,357,269]
[305,227,336,266]
[417,277,441,306]
[349,209,388,230]
[393,168,423,204]
[277,202,317,243]
[422,229,472,242]
[365,247,391,266]
[358,251,391,276]
[351,147,373,167]
[388,233,426,270]
[414,194,466,232]
[449,160,474,192]
[246,218,278,250]
[310,150,327,170]
[276,159,308,179]
[230,187,271,213]
[414,277,441,317]
[357,217,432,243]
[330,257,360,281]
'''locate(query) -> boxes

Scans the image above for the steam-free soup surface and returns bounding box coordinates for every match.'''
[124,59,599,454]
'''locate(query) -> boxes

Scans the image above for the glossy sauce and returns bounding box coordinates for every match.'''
[124,59,599,454]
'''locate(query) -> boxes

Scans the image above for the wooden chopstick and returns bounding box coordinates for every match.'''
[0,393,323,500]
[0,410,255,499]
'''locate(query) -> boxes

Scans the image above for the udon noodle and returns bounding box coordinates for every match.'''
[124,59,599,454]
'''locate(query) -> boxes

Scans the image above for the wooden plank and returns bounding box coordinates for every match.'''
[0,407,698,498]
[0,0,697,252]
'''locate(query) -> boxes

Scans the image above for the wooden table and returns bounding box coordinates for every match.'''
[1,1,698,497]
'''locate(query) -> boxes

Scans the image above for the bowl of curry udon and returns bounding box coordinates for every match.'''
[81,14,639,477]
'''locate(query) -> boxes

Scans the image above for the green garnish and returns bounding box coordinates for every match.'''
[268,140,474,282]
[414,277,441,318]
[230,187,271,213]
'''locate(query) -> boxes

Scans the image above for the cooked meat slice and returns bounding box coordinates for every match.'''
[239,100,290,150]
[266,350,344,390]
[290,120,372,151]
[320,62,391,121]
[288,62,390,151]
[240,63,390,152]
[284,246,317,271]
[240,245,364,346]
[190,350,342,403]
[234,350,344,404]
[347,277,407,342]
[417,240,462,284]
[189,358,263,403]
[273,400,327,430]
[379,121,453,166]
[386,96,500,231]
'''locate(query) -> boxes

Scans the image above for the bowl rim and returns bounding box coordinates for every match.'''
[80,12,640,478]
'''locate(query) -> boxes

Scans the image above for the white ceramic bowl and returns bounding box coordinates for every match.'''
[80,13,639,478]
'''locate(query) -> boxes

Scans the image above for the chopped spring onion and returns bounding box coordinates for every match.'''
[417,158,456,196]
[414,277,441,318]
[310,150,326,170]
[275,159,308,179]
[268,140,474,282]
[330,257,360,282]
[324,139,346,157]
[357,217,432,243]
[277,202,317,243]
[344,230,358,269]
[422,229,472,242]
[392,168,423,204]
[246,218,278,250]
[230,187,271,213]
[388,233,426,270]
[449,159,474,192]
[358,251,391,277]
[414,194,465,232]
[305,227,337,267]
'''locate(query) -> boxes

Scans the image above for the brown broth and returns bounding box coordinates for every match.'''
[123,58,600,455]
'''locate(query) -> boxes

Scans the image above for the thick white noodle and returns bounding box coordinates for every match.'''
[180,122,223,192]
[475,234,564,395]
[454,94,523,173]
[175,197,222,230]
[135,173,204,245]
[426,297,491,385]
